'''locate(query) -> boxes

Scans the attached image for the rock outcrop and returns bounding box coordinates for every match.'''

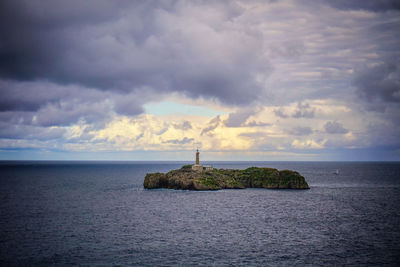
[144,165,310,190]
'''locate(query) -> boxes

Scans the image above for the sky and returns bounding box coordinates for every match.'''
[0,0,399,161]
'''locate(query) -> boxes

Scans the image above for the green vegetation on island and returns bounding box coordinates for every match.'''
[144,165,310,190]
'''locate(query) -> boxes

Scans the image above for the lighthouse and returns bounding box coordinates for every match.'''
[196,149,200,165]
[192,149,213,172]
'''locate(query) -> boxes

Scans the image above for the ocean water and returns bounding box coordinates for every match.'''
[0,161,399,266]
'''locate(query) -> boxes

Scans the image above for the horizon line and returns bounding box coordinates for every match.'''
[0,159,399,163]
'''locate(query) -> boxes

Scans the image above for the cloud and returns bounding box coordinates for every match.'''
[135,133,144,141]
[34,101,112,127]
[352,62,400,126]
[165,137,194,145]
[201,116,221,136]
[324,121,349,134]
[0,122,66,140]
[239,132,267,139]
[0,80,70,112]
[244,121,271,127]
[353,62,400,106]
[267,41,305,59]
[156,127,169,136]
[224,107,259,127]
[113,93,146,116]
[323,0,400,11]
[274,108,289,118]
[273,102,316,119]
[0,79,154,128]
[287,126,313,136]
[292,102,315,118]
[0,0,271,106]
[173,121,192,131]
[292,139,325,149]
[0,0,399,160]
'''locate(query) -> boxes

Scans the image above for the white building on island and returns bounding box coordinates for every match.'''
[191,149,213,172]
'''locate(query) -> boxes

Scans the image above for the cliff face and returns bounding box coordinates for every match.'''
[144,166,310,190]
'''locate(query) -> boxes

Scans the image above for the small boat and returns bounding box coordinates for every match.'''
[333,169,339,175]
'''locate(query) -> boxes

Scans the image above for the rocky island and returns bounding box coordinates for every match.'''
[144,165,309,190]
[144,150,309,190]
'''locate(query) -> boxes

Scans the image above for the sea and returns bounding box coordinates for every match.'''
[0,161,399,266]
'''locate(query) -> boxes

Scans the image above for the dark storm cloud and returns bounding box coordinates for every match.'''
[0,0,128,82]
[324,121,348,134]
[0,80,69,112]
[34,101,112,127]
[113,95,145,116]
[324,0,400,11]
[0,111,34,125]
[0,85,113,127]
[352,62,400,125]
[0,79,151,127]
[0,0,270,106]
[0,122,65,140]
[353,62,400,105]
